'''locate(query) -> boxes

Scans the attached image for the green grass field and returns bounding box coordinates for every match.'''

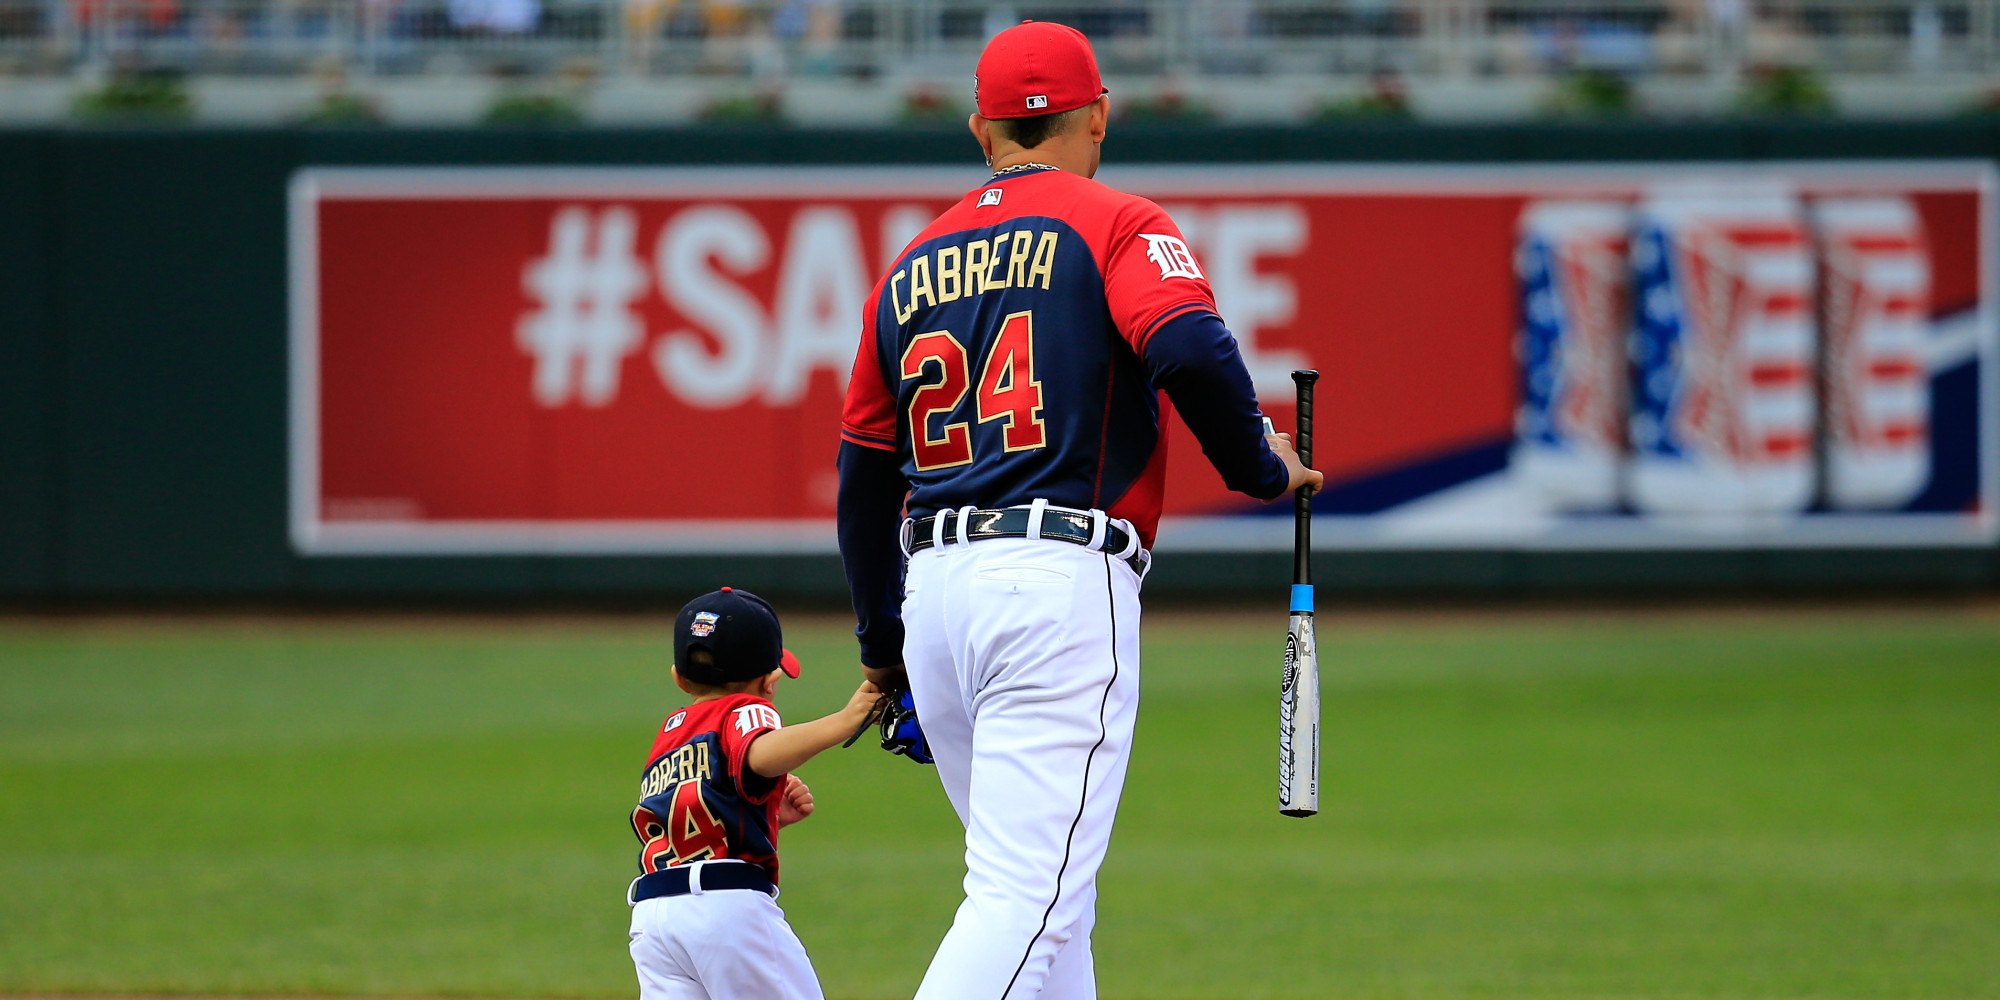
[2,608,1997,999]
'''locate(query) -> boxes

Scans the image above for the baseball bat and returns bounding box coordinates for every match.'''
[1279,369,1320,819]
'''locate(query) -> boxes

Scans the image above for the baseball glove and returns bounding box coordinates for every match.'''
[877,688,933,764]
[842,686,934,765]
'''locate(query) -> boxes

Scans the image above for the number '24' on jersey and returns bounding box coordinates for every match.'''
[631,693,788,883]
[840,166,1221,547]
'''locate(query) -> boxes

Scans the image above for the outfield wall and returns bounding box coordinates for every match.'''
[4,122,2000,603]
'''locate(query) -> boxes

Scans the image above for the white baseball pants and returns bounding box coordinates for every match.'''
[627,867,824,1000]
[902,531,1145,1000]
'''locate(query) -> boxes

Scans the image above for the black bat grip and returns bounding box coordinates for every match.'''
[1292,369,1319,587]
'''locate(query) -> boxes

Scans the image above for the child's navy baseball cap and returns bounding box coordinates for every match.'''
[674,587,802,685]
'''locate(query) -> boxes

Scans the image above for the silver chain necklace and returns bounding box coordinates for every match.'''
[992,162,1059,176]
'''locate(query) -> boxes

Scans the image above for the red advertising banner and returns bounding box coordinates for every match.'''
[290,165,1996,555]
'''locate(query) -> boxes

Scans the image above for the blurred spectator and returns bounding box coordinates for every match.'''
[75,0,180,32]
[1534,19,1652,73]
[702,0,745,36]
[1193,0,1256,74]
[1415,0,1481,75]
[1910,1,1941,73]
[2,0,57,40]
[625,0,670,68]
[1710,0,1747,59]
[771,0,838,43]
[449,0,539,33]
[10,0,1984,113]
[1349,0,1399,37]
[772,0,841,74]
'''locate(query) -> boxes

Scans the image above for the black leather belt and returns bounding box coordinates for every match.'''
[628,862,774,903]
[905,507,1149,575]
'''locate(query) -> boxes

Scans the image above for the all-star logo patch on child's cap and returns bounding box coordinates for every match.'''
[673,587,802,685]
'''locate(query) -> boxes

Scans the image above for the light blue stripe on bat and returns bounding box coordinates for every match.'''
[1290,584,1314,613]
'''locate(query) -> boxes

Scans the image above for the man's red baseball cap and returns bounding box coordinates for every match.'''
[975,20,1107,120]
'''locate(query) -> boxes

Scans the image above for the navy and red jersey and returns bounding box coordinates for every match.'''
[837,166,1291,669]
[630,694,787,884]
[844,166,1226,542]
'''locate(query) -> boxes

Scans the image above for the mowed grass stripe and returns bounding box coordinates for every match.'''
[2,611,1996,999]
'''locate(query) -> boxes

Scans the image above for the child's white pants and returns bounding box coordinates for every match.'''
[628,876,824,1000]
[902,536,1145,1000]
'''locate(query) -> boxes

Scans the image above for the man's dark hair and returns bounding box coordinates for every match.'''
[991,106,1086,150]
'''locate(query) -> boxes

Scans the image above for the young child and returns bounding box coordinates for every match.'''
[626,587,882,1000]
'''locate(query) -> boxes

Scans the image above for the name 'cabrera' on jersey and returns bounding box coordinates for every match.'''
[841,165,1229,547]
[630,694,788,883]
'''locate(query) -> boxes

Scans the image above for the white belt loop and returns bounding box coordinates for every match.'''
[1111,518,1142,560]
[626,875,644,908]
[1086,509,1108,551]
[931,510,949,551]
[955,505,976,546]
[1026,498,1049,540]
[898,517,915,559]
[687,860,707,896]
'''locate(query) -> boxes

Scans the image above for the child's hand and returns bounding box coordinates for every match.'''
[777,775,815,827]
[842,681,886,729]
[748,681,899,780]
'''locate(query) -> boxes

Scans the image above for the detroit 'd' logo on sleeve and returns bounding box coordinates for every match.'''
[733,703,783,735]
[1140,234,1203,281]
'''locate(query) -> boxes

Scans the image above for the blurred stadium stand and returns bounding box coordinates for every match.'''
[0,0,1997,123]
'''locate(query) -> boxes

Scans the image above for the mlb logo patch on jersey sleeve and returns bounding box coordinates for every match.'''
[1140,234,1204,281]
[977,188,1003,208]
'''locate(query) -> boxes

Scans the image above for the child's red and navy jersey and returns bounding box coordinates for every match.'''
[837,166,1290,669]
[630,694,787,884]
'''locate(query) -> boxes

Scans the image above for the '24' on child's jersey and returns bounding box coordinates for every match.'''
[840,165,1220,548]
[630,694,787,883]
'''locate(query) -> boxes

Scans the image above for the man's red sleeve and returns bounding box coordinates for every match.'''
[841,298,899,452]
[1101,200,1219,353]
[718,697,786,803]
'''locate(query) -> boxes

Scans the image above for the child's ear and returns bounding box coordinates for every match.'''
[761,670,781,698]
[672,667,694,694]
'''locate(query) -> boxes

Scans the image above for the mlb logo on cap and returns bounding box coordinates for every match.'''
[1026,95,1049,110]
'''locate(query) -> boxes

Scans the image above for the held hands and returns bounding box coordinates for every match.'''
[842,680,887,730]
[844,667,933,765]
[746,680,891,779]
[777,775,814,828]
[1267,432,1325,494]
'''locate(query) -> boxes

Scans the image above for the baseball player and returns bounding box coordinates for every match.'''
[835,20,1323,1000]
[626,587,883,1000]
